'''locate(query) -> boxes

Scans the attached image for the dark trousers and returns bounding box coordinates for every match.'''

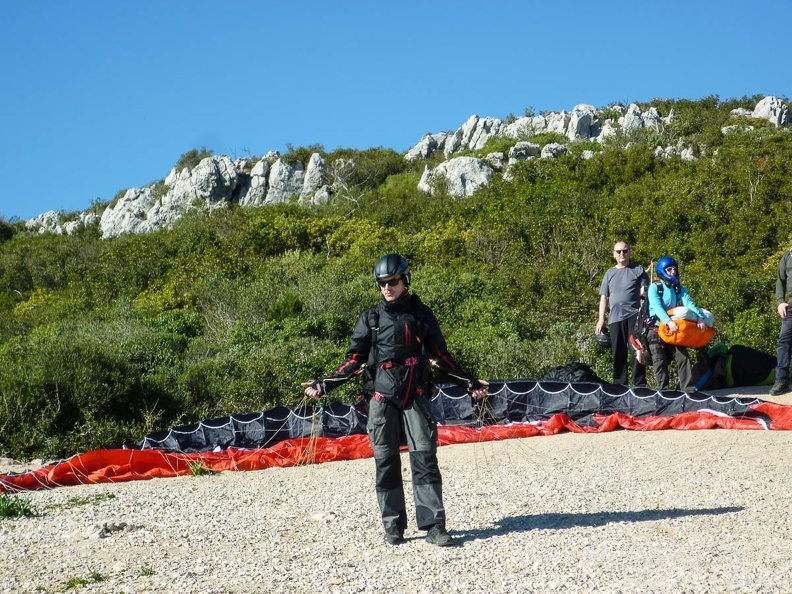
[610,315,646,386]
[776,315,792,383]
[367,394,444,533]
[647,329,694,391]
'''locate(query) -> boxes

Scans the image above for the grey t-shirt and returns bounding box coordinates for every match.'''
[600,263,649,323]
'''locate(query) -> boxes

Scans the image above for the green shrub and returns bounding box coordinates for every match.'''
[529,132,568,146]
[175,146,214,171]
[1,95,791,460]
[724,307,779,353]
[0,494,36,518]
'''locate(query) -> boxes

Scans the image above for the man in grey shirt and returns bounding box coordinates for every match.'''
[596,241,649,386]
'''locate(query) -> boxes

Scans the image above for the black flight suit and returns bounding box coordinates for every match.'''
[320,292,481,534]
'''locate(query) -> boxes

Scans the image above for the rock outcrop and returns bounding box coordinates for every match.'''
[97,153,327,237]
[26,96,789,237]
[418,157,493,197]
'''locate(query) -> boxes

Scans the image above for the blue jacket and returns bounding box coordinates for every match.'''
[648,281,702,325]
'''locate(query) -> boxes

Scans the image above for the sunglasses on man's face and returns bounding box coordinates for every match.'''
[377,278,402,288]
[614,249,629,254]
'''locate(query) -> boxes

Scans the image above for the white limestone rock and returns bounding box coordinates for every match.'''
[596,120,619,143]
[643,107,662,131]
[546,111,570,135]
[164,155,237,209]
[540,143,571,159]
[485,152,506,171]
[620,104,645,132]
[508,142,541,163]
[300,153,326,204]
[503,115,547,139]
[568,104,598,140]
[730,108,753,119]
[100,186,159,238]
[752,96,789,127]
[26,210,63,234]
[265,159,305,204]
[417,157,493,198]
[239,159,270,206]
[722,124,755,134]
[444,115,503,157]
[405,133,448,161]
[680,148,697,162]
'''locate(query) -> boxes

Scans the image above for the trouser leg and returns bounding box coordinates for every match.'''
[367,398,407,533]
[647,330,670,390]
[674,346,694,392]
[403,394,445,530]
[609,320,629,385]
[776,316,792,383]
[612,317,645,386]
[626,314,646,386]
[631,351,647,386]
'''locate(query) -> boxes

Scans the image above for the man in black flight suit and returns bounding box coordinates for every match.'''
[303,253,488,546]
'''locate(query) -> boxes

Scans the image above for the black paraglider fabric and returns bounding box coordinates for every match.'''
[4,379,791,493]
[137,379,772,454]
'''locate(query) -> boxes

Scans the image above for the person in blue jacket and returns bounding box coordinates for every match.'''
[646,256,707,392]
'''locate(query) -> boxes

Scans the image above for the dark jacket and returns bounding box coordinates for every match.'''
[776,248,792,305]
[320,293,480,407]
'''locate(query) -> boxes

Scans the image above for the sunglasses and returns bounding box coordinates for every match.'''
[377,278,402,288]
[614,249,629,254]
[665,266,678,273]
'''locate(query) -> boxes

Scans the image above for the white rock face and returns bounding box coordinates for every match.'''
[100,186,159,238]
[239,159,270,206]
[722,124,755,135]
[443,115,504,158]
[265,159,305,204]
[405,133,449,161]
[540,143,571,159]
[417,157,493,198]
[485,152,506,171]
[752,96,790,127]
[597,120,618,142]
[568,104,598,140]
[620,104,646,132]
[300,153,326,204]
[26,210,99,235]
[730,108,753,119]
[26,211,62,234]
[165,156,237,209]
[503,115,547,139]
[546,111,570,135]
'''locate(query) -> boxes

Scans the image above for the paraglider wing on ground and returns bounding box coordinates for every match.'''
[3,378,791,493]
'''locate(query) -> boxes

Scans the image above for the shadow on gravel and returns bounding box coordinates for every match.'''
[454,506,744,544]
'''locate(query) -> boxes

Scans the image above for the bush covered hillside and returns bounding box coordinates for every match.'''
[1,95,791,461]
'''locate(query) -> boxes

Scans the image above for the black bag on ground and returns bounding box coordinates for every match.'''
[543,362,606,384]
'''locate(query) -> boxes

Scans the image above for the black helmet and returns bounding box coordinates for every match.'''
[374,253,410,287]
[595,329,611,350]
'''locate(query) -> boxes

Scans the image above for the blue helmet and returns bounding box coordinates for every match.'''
[655,256,679,283]
[374,253,411,287]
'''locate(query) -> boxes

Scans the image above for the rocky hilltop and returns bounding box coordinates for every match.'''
[26,96,789,239]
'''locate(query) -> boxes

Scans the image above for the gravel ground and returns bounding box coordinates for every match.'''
[2,388,792,594]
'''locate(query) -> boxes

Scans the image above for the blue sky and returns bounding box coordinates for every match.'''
[1,1,789,221]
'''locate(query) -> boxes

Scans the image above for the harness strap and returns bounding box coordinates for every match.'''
[380,356,422,370]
